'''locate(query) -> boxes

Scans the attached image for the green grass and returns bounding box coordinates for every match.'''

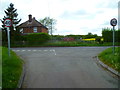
[8,41,120,47]
[0,46,2,89]
[98,47,120,72]
[43,41,99,47]
[2,47,23,88]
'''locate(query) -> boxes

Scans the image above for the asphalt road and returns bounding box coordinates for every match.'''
[12,47,118,88]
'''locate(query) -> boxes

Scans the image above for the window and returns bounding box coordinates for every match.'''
[33,27,37,32]
[20,28,23,33]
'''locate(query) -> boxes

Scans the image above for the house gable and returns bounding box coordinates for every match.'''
[18,14,48,34]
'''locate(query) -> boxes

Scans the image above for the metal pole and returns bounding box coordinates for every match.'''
[51,21,52,36]
[51,21,52,41]
[7,27,10,56]
[113,26,115,54]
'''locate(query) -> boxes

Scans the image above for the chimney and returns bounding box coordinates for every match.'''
[28,14,32,22]
[33,17,35,20]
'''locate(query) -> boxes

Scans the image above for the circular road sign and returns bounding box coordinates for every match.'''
[110,18,117,26]
[4,19,12,27]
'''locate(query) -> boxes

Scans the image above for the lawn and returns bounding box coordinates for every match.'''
[98,47,120,72]
[2,47,23,88]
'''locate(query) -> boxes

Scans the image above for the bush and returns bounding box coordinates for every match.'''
[95,36,103,44]
[23,33,50,44]
[102,28,120,42]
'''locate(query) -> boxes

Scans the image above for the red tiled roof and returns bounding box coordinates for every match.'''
[18,17,47,29]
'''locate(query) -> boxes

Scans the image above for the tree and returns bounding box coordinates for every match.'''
[39,17,57,35]
[87,32,93,36]
[1,3,21,43]
[85,32,97,39]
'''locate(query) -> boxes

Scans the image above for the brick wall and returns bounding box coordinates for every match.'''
[41,28,48,33]
[23,27,48,34]
[23,27,33,33]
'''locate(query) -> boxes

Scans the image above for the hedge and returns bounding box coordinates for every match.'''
[22,33,50,44]
[102,28,120,42]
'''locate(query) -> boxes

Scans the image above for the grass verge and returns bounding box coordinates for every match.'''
[9,41,120,47]
[2,47,23,88]
[0,46,2,89]
[98,47,120,72]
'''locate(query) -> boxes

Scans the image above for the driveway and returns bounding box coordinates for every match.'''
[12,47,118,88]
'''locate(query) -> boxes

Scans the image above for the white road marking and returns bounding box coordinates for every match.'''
[21,50,25,52]
[12,49,56,55]
[53,49,56,55]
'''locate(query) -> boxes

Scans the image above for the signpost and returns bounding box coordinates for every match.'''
[4,19,12,56]
[110,18,117,54]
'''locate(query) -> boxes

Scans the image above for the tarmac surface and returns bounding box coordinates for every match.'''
[12,47,119,88]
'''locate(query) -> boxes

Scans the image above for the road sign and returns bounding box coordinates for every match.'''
[110,18,117,26]
[4,18,12,56]
[110,18,117,55]
[4,19,12,27]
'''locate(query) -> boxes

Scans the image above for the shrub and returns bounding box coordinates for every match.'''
[95,36,103,44]
[23,33,50,44]
[102,28,120,42]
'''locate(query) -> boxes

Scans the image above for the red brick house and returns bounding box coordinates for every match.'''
[18,14,48,35]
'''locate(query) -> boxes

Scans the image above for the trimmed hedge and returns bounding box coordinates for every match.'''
[102,29,120,42]
[23,33,50,44]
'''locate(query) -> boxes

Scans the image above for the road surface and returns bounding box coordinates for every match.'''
[12,47,118,88]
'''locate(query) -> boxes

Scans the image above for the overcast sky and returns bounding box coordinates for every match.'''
[0,0,119,36]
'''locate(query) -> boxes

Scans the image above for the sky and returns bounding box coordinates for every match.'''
[0,0,119,36]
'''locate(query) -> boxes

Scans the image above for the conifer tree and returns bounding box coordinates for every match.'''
[1,3,21,42]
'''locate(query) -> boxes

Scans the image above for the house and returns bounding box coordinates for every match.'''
[18,14,48,35]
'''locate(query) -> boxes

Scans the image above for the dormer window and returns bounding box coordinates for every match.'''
[33,27,37,32]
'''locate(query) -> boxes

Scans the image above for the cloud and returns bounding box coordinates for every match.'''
[0,0,119,35]
[74,9,88,15]
[59,9,96,21]
[93,0,118,9]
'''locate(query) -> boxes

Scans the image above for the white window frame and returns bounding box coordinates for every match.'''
[33,27,37,33]
[20,28,23,33]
